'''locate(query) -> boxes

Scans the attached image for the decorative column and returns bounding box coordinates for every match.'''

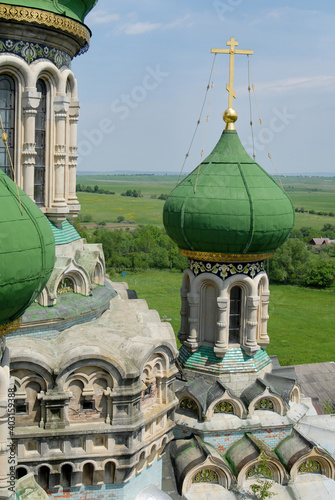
[214,297,229,358]
[68,100,80,214]
[258,290,270,346]
[184,292,200,353]
[52,95,70,210]
[178,285,189,342]
[21,91,40,200]
[0,346,10,500]
[243,296,260,356]
[103,387,112,424]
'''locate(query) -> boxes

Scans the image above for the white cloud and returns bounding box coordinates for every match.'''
[117,15,191,36]
[119,21,162,36]
[86,9,119,25]
[259,75,335,94]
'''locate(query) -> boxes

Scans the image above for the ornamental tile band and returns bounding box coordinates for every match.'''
[0,4,90,46]
[189,258,265,280]
[0,38,71,67]
[179,346,271,374]
[180,248,273,263]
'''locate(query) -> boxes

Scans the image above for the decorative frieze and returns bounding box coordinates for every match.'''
[189,259,265,280]
[0,38,71,68]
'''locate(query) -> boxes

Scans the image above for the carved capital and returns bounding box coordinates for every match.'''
[54,95,70,114]
[22,91,40,110]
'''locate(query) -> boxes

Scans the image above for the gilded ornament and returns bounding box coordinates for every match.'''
[181,248,273,263]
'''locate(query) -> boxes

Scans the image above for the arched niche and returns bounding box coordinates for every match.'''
[104,462,115,484]
[82,462,95,486]
[37,465,51,490]
[60,463,73,488]
[199,281,218,346]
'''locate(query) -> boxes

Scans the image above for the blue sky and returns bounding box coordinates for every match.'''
[73,0,335,176]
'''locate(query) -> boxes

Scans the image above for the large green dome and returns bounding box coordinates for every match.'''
[0,170,55,326]
[2,0,98,23]
[163,130,295,260]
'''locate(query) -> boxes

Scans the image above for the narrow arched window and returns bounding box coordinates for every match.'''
[16,467,28,479]
[229,286,242,344]
[105,462,115,484]
[35,79,47,205]
[83,463,94,485]
[61,464,72,488]
[38,466,50,490]
[0,74,15,179]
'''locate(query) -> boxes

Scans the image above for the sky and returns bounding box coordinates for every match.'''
[73,0,335,176]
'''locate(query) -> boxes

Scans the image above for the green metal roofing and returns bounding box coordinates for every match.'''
[49,219,81,246]
[163,130,295,256]
[3,0,98,23]
[0,171,55,326]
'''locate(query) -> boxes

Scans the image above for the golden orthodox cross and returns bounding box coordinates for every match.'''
[211,37,253,110]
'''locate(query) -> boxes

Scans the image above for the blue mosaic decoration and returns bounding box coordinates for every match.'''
[189,259,265,280]
[0,39,71,68]
[179,345,271,374]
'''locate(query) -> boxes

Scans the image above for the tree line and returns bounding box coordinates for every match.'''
[73,221,335,288]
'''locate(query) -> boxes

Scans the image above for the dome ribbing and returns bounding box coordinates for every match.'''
[163,130,294,259]
[0,170,55,325]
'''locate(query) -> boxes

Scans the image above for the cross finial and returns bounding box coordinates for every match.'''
[211,37,253,130]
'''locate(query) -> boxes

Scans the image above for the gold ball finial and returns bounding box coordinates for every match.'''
[223,107,238,123]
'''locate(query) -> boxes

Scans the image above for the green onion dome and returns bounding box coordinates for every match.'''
[1,1,98,23]
[163,130,294,261]
[0,170,55,326]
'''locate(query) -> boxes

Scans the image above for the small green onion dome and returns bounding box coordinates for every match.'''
[2,1,98,24]
[0,171,55,326]
[163,130,295,259]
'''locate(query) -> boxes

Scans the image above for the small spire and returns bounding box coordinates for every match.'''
[211,37,253,130]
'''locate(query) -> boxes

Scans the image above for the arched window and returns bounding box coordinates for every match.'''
[61,464,72,488]
[229,286,242,344]
[0,74,15,178]
[35,79,46,205]
[104,462,115,484]
[200,283,217,345]
[16,467,28,479]
[83,463,94,486]
[38,466,50,490]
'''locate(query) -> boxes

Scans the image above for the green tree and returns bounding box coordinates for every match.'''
[269,239,310,284]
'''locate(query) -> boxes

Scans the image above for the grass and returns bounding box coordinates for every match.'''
[112,270,335,367]
[77,175,335,234]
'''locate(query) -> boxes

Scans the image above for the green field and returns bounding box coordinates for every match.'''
[77,174,335,233]
[113,270,335,367]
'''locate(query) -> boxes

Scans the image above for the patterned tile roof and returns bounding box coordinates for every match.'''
[49,220,81,246]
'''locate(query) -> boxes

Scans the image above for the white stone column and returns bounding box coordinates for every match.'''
[178,285,189,342]
[214,297,229,358]
[53,95,70,208]
[68,100,80,213]
[184,293,200,353]
[0,346,10,499]
[258,290,270,346]
[21,91,40,200]
[243,296,260,356]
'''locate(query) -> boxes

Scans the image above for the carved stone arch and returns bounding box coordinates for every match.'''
[206,392,247,419]
[59,68,78,97]
[57,260,91,296]
[65,371,90,390]
[249,388,286,416]
[140,347,172,374]
[31,61,61,91]
[238,455,287,487]
[0,57,29,87]
[182,458,233,495]
[290,447,335,480]
[136,450,147,474]
[57,357,125,389]
[177,395,201,419]
[158,436,169,457]
[290,384,301,404]
[147,444,157,465]
[93,257,105,286]
[10,360,53,388]
[36,286,56,307]
[224,273,256,296]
